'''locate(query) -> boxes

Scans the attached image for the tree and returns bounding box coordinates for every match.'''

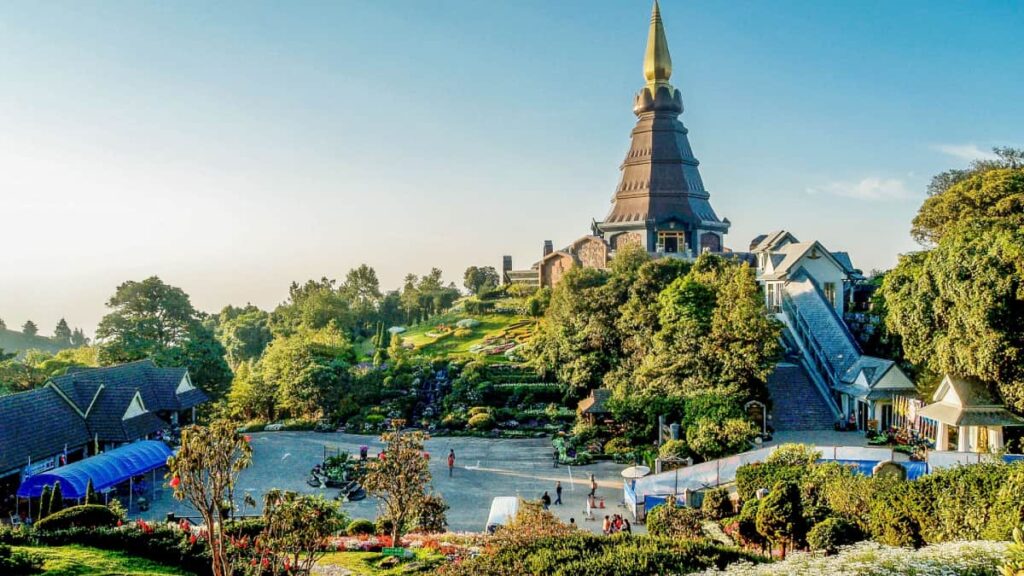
[463,266,500,295]
[914,149,1024,245]
[256,325,355,420]
[362,424,433,546]
[0,318,6,331]
[341,264,383,335]
[167,421,253,576]
[270,278,353,337]
[414,493,449,534]
[38,486,52,520]
[215,305,272,367]
[96,277,232,399]
[70,328,89,347]
[756,481,805,558]
[227,361,274,421]
[21,321,38,337]
[883,221,1024,411]
[251,490,346,575]
[84,479,98,505]
[53,318,72,345]
[47,482,64,516]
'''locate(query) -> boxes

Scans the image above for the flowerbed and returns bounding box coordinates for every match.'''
[697,540,1008,575]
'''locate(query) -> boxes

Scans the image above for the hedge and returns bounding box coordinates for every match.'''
[735,462,809,501]
[33,505,118,532]
[347,519,375,536]
[30,525,211,576]
[806,517,863,555]
[437,533,759,576]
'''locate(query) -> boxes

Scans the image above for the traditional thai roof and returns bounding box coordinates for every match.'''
[578,389,612,415]
[597,1,728,234]
[918,375,1024,427]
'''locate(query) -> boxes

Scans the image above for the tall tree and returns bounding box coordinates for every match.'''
[884,162,1024,411]
[463,266,500,295]
[270,278,352,337]
[70,328,89,347]
[53,318,72,344]
[96,276,232,399]
[256,325,355,419]
[22,320,38,337]
[341,264,383,335]
[215,305,272,367]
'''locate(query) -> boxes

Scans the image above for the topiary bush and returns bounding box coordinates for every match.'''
[467,413,495,430]
[701,487,733,520]
[33,504,118,532]
[806,517,863,555]
[755,481,805,557]
[765,443,821,467]
[736,462,810,502]
[658,439,689,461]
[346,518,375,536]
[646,503,704,539]
[0,544,43,576]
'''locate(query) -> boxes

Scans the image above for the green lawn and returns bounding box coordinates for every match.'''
[317,550,442,575]
[16,545,191,576]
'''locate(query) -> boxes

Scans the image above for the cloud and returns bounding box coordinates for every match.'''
[933,143,998,162]
[806,177,916,202]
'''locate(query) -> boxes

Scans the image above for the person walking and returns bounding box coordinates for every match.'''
[447,449,455,478]
[589,474,597,498]
[541,491,552,510]
[554,481,563,505]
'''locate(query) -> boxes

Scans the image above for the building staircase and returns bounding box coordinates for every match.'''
[768,362,837,431]
[766,269,872,430]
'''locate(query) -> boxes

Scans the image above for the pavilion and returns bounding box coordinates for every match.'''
[918,374,1024,452]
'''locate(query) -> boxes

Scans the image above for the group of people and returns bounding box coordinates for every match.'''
[601,513,631,535]
[540,480,563,510]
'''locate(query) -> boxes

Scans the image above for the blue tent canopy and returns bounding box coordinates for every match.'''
[17,440,173,499]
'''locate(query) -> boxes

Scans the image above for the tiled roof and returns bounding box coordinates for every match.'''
[578,389,612,415]
[0,387,91,475]
[49,359,206,412]
[84,386,165,443]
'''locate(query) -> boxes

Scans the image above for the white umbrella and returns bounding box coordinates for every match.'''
[620,465,651,479]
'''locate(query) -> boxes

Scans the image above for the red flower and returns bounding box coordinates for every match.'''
[190,534,198,545]
[169,476,181,488]
[244,435,252,443]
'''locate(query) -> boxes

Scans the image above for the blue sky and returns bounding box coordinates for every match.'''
[1,1,1022,335]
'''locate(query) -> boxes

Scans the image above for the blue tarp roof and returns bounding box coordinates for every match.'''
[17,440,173,499]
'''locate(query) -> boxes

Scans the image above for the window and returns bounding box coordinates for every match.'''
[823,282,837,307]
[765,283,781,313]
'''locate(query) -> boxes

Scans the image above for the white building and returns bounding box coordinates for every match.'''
[918,374,1023,452]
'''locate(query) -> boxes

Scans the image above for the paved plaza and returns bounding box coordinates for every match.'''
[143,432,636,533]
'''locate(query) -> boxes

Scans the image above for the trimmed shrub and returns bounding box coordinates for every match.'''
[646,503,704,539]
[701,487,733,520]
[736,462,809,502]
[34,505,118,532]
[807,517,863,555]
[437,533,758,576]
[755,481,805,556]
[30,525,210,575]
[686,418,757,461]
[765,443,821,467]
[347,518,375,536]
[659,439,689,461]
[467,413,495,430]
[735,498,766,550]
[224,517,265,539]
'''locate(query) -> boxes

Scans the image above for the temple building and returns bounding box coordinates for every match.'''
[504,1,729,288]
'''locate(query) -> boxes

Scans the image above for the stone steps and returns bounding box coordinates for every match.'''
[768,362,836,431]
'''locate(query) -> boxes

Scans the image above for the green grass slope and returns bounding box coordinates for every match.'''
[16,545,191,576]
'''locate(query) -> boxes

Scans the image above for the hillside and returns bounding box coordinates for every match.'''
[359,296,537,361]
[0,328,70,356]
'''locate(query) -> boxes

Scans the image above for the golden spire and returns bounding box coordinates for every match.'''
[643,0,673,91]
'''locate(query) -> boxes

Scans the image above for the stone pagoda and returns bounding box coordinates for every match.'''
[594,0,729,256]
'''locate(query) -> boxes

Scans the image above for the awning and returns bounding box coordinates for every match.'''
[17,440,173,499]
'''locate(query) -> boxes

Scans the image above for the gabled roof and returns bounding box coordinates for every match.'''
[751,230,799,253]
[83,386,166,443]
[918,375,1024,427]
[0,387,91,475]
[49,359,206,412]
[578,389,612,415]
[760,241,851,282]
